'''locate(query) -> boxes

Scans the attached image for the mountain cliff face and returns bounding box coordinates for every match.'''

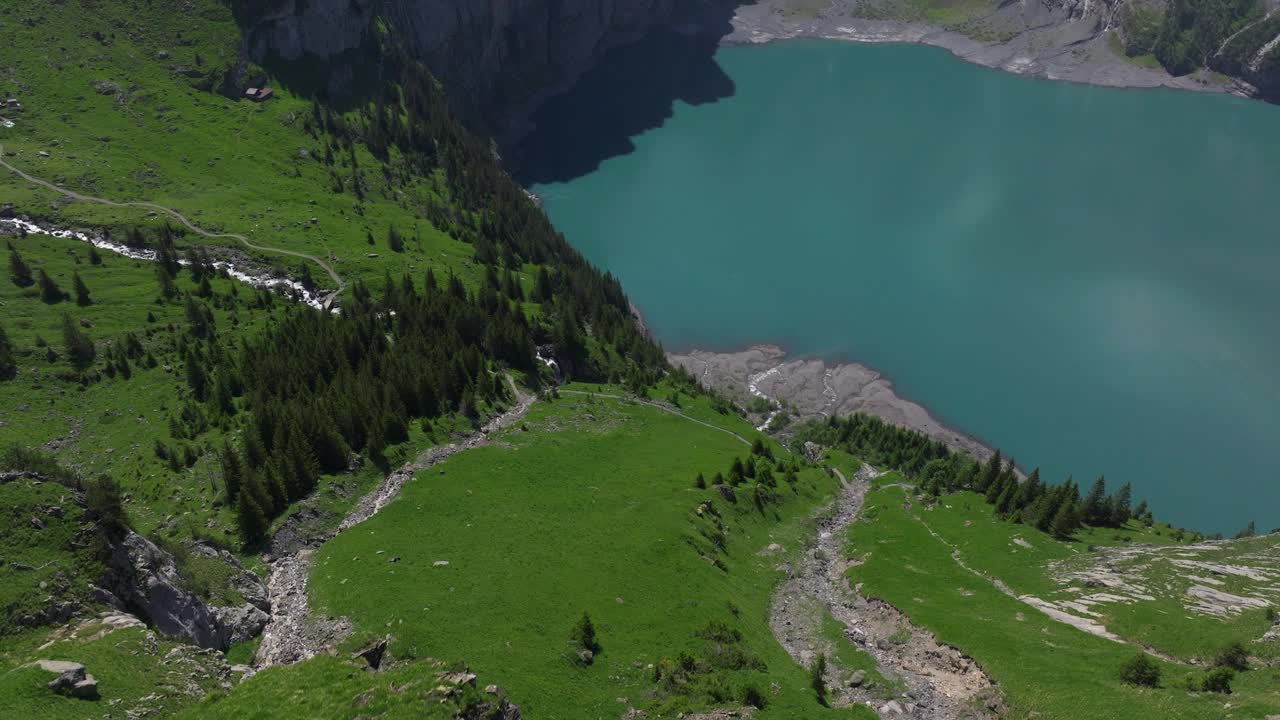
[242,0,728,133]
[240,0,1279,136]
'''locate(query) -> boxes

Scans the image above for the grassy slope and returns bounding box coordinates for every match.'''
[0,0,484,289]
[920,490,1279,663]
[178,656,491,720]
[847,484,1280,719]
[0,480,104,635]
[0,619,227,720]
[1,232,279,539]
[306,390,863,718]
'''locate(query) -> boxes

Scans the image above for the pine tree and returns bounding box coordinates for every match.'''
[38,269,66,303]
[87,245,102,265]
[976,450,1002,493]
[219,441,243,502]
[572,611,599,653]
[72,272,92,306]
[533,267,553,303]
[1109,482,1133,526]
[0,320,15,381]
[810,653,828,706]
[995,481,1018,516]
[1011,468,1042,518]
[236,485,268,547]
[1083,476,1108,526]
[61,314,95,367]
[8,247,33,287]
[387,224,404,252]
[985,473,1010,504]
[1049,493,1081,539]
[156,265,177,299]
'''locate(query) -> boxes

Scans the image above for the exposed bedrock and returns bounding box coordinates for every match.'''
[240,0,735,133]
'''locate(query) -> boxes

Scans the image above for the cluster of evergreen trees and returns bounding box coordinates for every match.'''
[695,438,802,515]
[798,414,1158,540]
[7,42,668,548]
[1121,0,1263,75]
[7,241,93,306]
[207,50,670,545]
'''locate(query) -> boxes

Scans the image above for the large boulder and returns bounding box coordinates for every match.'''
[103,532,269,649]
[212,604,271,645]
[34,660,98,699]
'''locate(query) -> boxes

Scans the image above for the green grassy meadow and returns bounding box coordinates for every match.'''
[305,391,864,718]
[0,0,497,291]
[0,619,227,720]
[846,484,1280,719]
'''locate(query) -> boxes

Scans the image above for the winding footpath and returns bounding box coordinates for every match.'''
[0,145,345,294]
[559,389,756,448]
[254,387,537,667]
[768,465,997,719]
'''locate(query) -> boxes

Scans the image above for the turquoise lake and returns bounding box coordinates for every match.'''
[520,37,1280,534]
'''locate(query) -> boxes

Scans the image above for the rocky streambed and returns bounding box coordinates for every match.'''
[768,463,1000,718]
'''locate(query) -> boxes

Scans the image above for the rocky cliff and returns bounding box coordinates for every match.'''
[241,0,731,134]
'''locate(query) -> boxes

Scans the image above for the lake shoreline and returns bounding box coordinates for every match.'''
[719,5,1248,100]
[668,344,1006,467]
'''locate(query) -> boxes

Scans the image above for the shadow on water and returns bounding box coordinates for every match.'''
[513,27,738,186]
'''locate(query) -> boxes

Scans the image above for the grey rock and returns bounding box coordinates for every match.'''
[352,635,389,669]
[91,80,119,96]
[39,661,99,699]
[33,660,84,674]
[103,531,267,650]
[716,485,737,503]
[212,604,270,645]
[241,0,720,134]
[848,669,866,687]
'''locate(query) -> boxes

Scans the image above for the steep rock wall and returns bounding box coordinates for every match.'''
[243,0,729,132]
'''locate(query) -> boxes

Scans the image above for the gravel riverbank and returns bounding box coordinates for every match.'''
[670,345,998,461]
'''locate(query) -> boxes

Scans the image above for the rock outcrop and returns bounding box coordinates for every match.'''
[101,531,269,650]
[33,660,99,699]
[241,0,732,133]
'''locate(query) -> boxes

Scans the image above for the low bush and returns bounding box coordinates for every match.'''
[1118,653,1161,688]
[1213,642,1249,671]
[1200,667,1234,694]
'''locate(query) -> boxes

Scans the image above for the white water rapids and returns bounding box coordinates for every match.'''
[1,216,331,310]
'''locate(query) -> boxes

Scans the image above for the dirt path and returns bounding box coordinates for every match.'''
[768,465,997,718]
[0,145,345,294]
[558,389,756,448]
[253,386,536,667]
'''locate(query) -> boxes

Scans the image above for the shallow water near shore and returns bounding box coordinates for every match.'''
[521,37,1280,534]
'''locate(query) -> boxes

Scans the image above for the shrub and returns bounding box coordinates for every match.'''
[85,474,130,541]
[1118,653,1161,688]
[740,682,767,709]
[572,611,599,654]
[1213,642,1249,671]
[810,653,828,705]
[1200,667,1234,694]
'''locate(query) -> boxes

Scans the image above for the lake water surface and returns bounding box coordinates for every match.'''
[521,37,1280,534]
